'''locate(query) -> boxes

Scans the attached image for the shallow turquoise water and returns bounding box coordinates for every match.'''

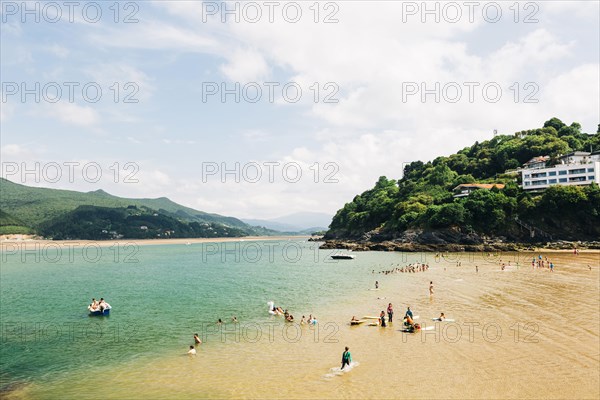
[0,240,423,392]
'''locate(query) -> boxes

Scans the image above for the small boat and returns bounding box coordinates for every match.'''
[331,253,355,260]
[89,308,110,316]
[88,304,111,316]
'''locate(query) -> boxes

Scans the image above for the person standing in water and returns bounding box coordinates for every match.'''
[429,281,434,295]
[476,265,479,273]
[193,333,202,344]
[375,281,379,289]
[379,310,387,327]
[341,346,352,370]
[387,303,394,323]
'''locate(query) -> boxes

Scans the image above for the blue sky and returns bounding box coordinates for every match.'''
[1,1,598,219]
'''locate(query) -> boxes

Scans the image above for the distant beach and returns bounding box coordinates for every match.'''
[0,235,310,251]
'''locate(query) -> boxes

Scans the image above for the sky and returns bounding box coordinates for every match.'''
[1,0,599,220]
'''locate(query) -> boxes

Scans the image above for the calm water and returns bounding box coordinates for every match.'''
[1,240,599,399]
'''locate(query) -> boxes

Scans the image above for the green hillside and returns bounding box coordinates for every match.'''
[326,118,600,242]
[0,178,272,237]
[38,205,249,240]
[0,209,32,234]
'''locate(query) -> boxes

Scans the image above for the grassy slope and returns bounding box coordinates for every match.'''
[0,178,247,229]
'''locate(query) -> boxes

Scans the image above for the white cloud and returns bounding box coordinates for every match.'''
[543,64,600,128]
[150,170,170,185]
[46,44,70,58]
[84,63,155,101]
[0,144,27,157]
[220,47,270,82]
[543,1,600,18]
[487,29,573,82]
[241,129,270,142]
[0,99,15,121]
[45,102,100,127]
[88,20,217,53]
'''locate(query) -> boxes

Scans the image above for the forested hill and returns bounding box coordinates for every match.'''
[0,178,276,238]
[326,118,600,243]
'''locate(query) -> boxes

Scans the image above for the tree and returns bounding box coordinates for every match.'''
[427,203,466,228]
[543,117,566,132]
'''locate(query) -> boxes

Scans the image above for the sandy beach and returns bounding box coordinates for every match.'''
[0,235,310,251]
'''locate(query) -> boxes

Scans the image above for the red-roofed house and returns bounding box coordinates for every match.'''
[453,183,506,198]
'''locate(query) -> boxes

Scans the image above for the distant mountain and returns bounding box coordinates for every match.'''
[0,178,276,238]
[242,212,332,233]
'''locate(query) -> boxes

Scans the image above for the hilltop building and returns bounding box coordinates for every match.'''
[520,151,600,191]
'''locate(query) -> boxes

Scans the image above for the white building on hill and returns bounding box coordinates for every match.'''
[521,152,600,191]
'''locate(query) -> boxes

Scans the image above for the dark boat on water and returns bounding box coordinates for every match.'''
[331,253,356,260]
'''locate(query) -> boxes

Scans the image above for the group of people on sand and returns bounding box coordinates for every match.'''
[376,306,422,331]
[531,255,556,271]
[87,298,110,312]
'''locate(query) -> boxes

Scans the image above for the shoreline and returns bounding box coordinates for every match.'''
[318,239,600,253]
[0,236,310,251]
[2,236,598,254]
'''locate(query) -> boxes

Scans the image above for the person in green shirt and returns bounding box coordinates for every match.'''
[341,346,352,370]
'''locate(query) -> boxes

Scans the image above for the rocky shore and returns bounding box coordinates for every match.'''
[313,228,600,252]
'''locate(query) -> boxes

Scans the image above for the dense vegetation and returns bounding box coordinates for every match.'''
[39,205,249,240]
[327,118,600,242]
[0,179,275,238]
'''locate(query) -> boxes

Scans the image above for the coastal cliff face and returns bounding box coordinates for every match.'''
[319,227,600,252]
